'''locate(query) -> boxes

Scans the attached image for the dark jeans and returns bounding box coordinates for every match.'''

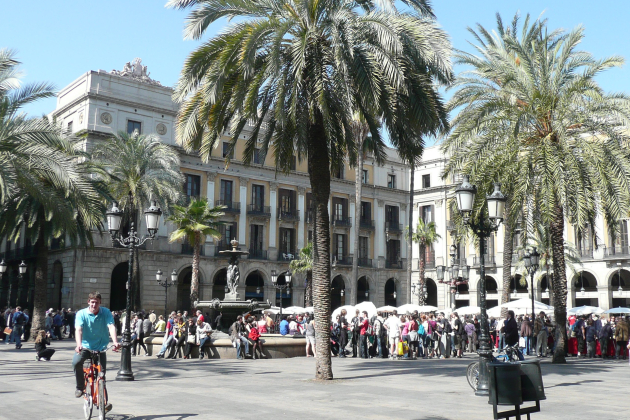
[616,340,628,358]
[351,331,358,357]
[171,335,186,358]
[577,335,586,355]
[600,338,609,357]
[339,332,348,357]
[53,326,62,340]
[133,334,147,355]
[199,336,211,359]
[37,348,55,360]
[73,350,107,391]
[359,334,368,358]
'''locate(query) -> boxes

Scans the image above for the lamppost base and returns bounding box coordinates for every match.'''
[115,370,135,381]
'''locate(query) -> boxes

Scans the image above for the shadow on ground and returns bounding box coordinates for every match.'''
[109,414,198,420]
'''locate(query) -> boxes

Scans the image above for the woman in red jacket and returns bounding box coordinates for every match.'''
[248,319,265,359]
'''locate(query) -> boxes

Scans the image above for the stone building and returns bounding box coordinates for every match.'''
[0,61,411,314]
[410,144,630,311]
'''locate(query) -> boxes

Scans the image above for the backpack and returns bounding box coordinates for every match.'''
[366,323,374,336]
[418,324,425,336]
[15,312,26,325]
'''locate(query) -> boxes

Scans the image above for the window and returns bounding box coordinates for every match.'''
[222,142,234,159]
[421,205,434,223]
[422,174,431,189]
[334,165,345,180]
[387,174,396,189]
[253,148,263,165]
[387,240,400,262]
[359,236,369,259]
[362,170,369,184]
[220,179,233,205]
[385,205,399,223]
[483,233,495,256]
[67,121,73,133]
[184,174,201,199]
[308,230,313,243]
[335,234,346,260]
[290,155,296,171]
[360,201,371,221]
[279,228,295,254]
[332,197,347,221]
[127,120,141,135]
[250,225,264,251]
[221,222,237,243]
[279,189,295,215]
[252,185,265,211]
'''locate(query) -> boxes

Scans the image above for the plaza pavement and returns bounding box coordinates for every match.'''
[1,340,629,420]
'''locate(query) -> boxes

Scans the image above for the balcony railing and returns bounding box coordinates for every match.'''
[278,208,300,222]
[473,255,496,266]
[420,251,436,269]
[216,200,241,213]
[385,259,405,269]
[278,251,297,261]
[578,248,594,260]
[248,248,268,260]
[182,243,205,256]
[604,246,630,258]
[333,256,353,266]
[357,257,372,268]
[247,204,271,217]
[332,215,352,227]
[385,222,402,233]
[359,219,374,229]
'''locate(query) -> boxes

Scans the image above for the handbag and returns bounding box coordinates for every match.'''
[187,334,197,345]
[3,327,12,335]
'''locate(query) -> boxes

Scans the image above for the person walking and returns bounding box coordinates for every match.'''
[373,312,386,358]
[534,312,550,357]
[359,311,370,359]
[338,309,349,358]
[465,318,477,354]
[599,317,613,359]
[614,316,629,360]
[305,318,316,357]
[384,311,402,360]
[10,306,27,349]
[35,330,55,361]
[520,315,533,355]
[350,309,361,358]
[586,318,598,358]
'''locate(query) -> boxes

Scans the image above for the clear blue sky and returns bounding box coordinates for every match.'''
[4,0,630,122]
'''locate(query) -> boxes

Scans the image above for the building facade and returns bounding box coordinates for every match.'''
[0,63,411,314]
[410,144,630,312]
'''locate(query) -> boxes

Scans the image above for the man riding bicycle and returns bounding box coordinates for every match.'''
[73,291,120,412]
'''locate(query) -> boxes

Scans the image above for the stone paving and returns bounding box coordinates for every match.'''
[1,340,629,420]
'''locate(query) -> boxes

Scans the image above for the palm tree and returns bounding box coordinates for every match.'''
[167,198,224,309]
[92,131,184,310]
[0,49,107,333]
[443,13,630,363]
[168,0,452,379]
[290,242,313,307]
[409,219,440,305]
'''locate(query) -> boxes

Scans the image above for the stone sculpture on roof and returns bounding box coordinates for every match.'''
[110,58,162,86]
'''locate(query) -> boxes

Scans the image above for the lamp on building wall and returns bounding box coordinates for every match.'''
[454,176,505,397]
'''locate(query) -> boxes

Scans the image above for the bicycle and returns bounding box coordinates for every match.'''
[82,345,116,420]
[466,344,524,391]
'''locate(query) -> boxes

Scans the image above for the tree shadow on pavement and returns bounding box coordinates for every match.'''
[109,414,198,420]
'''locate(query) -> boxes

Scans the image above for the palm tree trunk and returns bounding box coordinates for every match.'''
[305,270,313,307]
[191,233,201,310]
[30,227,48,335]
[352,141,363,303]
[308,117,333,380]
[550,202,567,364]
[501,201,514,319]
[419,243,425,305]
[407,164,414,303]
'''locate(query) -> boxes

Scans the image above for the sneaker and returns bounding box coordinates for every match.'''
[36,356,40,362]
[104,403,112,413]
[75,389,83,398]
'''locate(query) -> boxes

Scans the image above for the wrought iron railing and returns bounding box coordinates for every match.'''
[278,208,300,221]
[216,200,241,213]
[247,204,271,216]
[357,257,372,267]
[248,249,268,260]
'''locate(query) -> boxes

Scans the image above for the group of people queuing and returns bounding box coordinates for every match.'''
[569,313,629,359]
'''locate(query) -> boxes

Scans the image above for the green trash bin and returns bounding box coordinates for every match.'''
[488,362,523,406]
[519,359,546,402]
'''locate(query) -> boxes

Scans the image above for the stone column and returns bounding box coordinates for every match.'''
[269,182,278,258]
[206,172,217,245]
[376,199,385,267]
[400,203,407,260]
[598,284,611,311]
[239,177,248,245]
[349,195,356,256]
[298,186,306,249]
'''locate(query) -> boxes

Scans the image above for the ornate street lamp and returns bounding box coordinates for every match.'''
[455,177,505,397]
[156,269,177,318]
[271,270,291,317]
[436,245,470,310]
[107,192,162,381]
[523,247,540,355]
[411,283,427,304]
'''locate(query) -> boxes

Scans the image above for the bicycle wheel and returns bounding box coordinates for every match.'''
[97,380,106,420]
[466,362,479,391]
[83,393,93,420]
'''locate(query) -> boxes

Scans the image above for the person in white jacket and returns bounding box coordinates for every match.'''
[196,319,213,360]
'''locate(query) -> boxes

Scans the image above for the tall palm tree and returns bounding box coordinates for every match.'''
[443,13,630,363]
[0,49,107,333]
[167,198,224,310]
[409,219,440,305]
[92,131,184,310]
[168,0,452,379]
[290,242,313,307]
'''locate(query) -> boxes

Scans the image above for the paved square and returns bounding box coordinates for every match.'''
[1,341,628,420]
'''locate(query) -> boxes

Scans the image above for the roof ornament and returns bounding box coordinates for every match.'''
[110,58,162,86]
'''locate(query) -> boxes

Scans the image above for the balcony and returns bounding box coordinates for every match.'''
[278,208,300,222]
[306,210,314,224]
[277,251,297,262]
[248,248,268,260]
[359,219,375,229]
[357,257,372,268]
[182,243,205,256]
[385,259,405,269]
[247,204,271,217]
[332,215,352,227]
[604,246,630,259]
[472,255,496,266]
[333,256,353,266]
[385,221,403,233]
[420,251,436,269]
[577,248,594,260]
[216,200,241,213]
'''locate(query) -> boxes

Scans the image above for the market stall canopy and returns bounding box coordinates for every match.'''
[455,306,481,316]
[332,305,355,320]
[567,306,604,316]
[376,305,397,313]
[604,307,630,314]
[355,301,378,319]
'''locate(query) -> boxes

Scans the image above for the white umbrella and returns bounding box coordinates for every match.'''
[437,308,453,316]
[455,306,481,316]
[355,301,378,319]
[284,306,306,314]
[332,305,355,320]
[304,306,314,313]
[567,306,604,316]
[487,306,502,318]
[416,305,439,312]
[604,307,630,314]
[397,304,423,314]
[500,298,552,313]
[376,305,397,313]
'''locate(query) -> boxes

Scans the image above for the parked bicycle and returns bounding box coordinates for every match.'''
[466,344,524,391]
[82,344,117,420]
